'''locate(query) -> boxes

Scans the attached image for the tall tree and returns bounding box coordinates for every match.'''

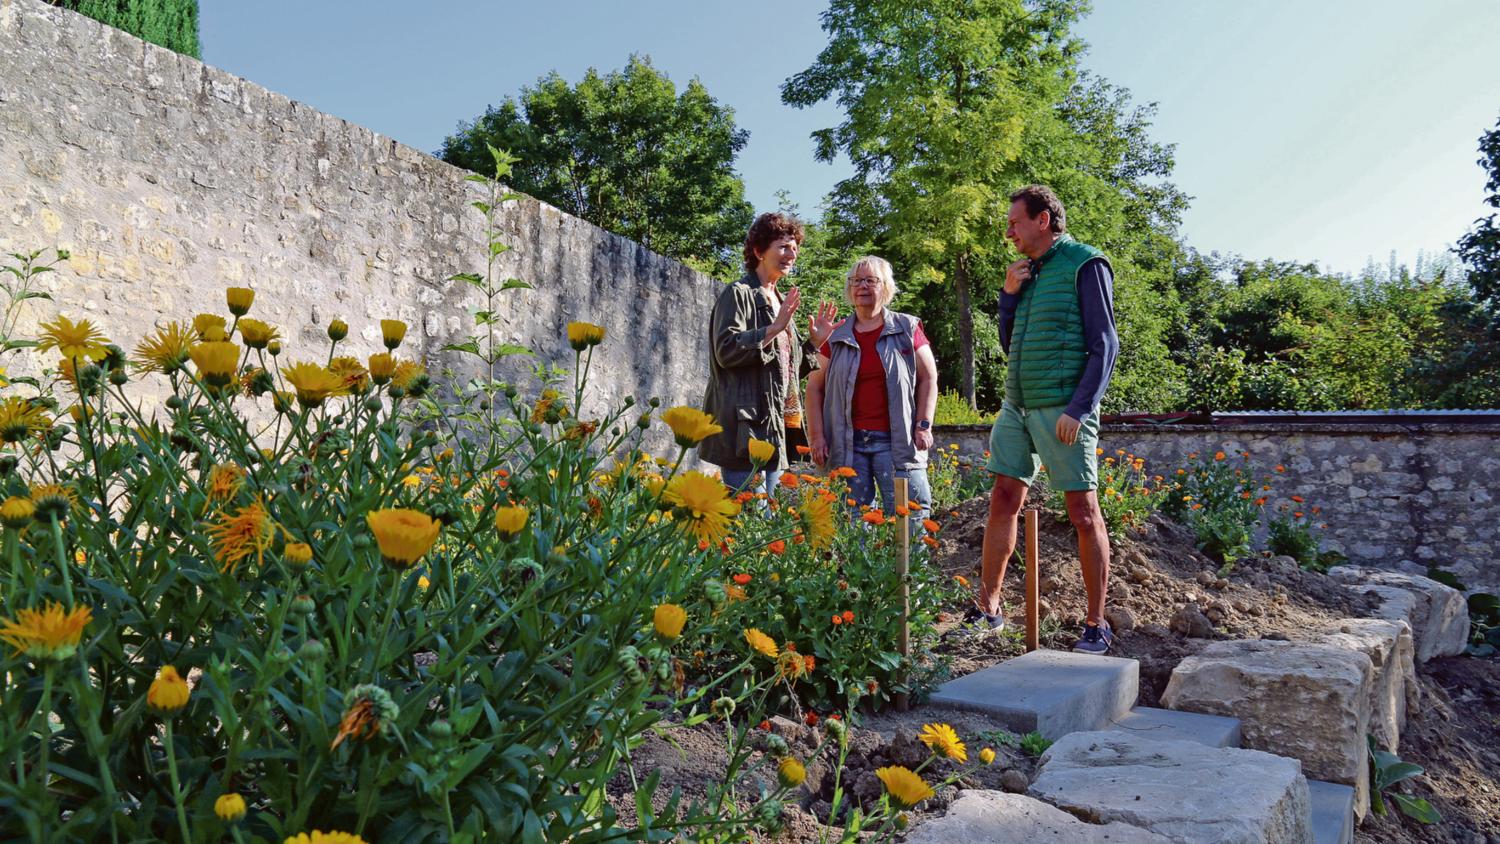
[440,56,754,276]
[1458,112,1500,309]
[51,0,200,58]
[783,0,1186,410]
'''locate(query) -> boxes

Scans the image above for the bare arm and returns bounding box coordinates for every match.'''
[806,353,831,466]
[914,345,938,451]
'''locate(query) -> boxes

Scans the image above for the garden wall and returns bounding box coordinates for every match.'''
[936,420,1500,595]
[0,0,716,424]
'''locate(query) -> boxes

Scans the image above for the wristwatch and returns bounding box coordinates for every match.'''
[916,419,932,431]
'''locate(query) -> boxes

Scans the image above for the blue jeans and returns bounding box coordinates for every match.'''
[720,467,783,497]
[847,430,931,521]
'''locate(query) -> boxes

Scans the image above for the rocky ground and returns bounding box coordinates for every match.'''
[606,489,1500,842]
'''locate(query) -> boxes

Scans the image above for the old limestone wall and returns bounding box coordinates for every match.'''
[937,421,1500,595]
[0,0,714,426]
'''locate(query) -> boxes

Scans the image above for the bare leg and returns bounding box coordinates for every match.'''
[1065,489,1111,627]
[978,475,1029,615]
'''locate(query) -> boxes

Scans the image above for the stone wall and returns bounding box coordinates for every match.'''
[936,421,1500,595]
[0,0,716,428]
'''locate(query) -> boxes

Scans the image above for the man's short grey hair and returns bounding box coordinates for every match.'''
[846,256,898,308]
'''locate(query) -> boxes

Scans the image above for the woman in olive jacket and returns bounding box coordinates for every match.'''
[700,212,837,492]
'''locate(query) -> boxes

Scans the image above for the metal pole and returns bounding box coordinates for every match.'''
[1025,509,1040,652]
[894,477,911,711]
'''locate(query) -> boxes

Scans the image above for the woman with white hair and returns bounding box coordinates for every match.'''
[805,256,938,516]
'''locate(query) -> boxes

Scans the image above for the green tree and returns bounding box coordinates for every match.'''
[51,0,200,58]
[440,56,753,276]
[783,0,1188,412]
[1458,112,1500,308]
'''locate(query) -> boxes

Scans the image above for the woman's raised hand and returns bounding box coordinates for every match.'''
[808,301,841,348]
[770,287,802,336]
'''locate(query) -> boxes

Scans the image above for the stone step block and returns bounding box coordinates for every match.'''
[1326,566,1469,663]
[1307,780,1355,844]
[1028,731,1313,843]
[904,789,1171,843]
[1106,706,1242,748]
[928,649,1138,740]
[1160,639,1372,821]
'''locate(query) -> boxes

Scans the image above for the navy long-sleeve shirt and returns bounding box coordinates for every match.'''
[998,257,1119,423]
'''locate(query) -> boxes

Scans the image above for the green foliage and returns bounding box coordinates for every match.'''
[51,0,200,57]
[440,55,753,276]
[1368,735,1442,824]
[1464,592,1500,658]
[1018,731,1052,757]
[1458,111,1500,310]
[1048,449,1166,541]
[1266,505,1334,572]
[933,390,993,426]
[928,444,992,514]
[1160,451,1266,565]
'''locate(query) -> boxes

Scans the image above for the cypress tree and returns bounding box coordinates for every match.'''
[50,0,201,59]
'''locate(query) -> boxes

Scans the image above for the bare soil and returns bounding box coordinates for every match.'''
[606,489,1500,842]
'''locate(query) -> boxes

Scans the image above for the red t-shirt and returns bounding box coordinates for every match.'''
[820,322,930,432]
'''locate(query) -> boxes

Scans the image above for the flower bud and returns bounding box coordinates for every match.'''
[298,638,327,661]
[429,719,453,739]
[290,594,316,617]
[327,319,349,342]
[108,367,129,386]
[711,696,736,719]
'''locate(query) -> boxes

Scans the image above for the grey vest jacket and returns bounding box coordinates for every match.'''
[822,311,927,472]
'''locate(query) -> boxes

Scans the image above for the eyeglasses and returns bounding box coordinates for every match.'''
[849,277,882,287]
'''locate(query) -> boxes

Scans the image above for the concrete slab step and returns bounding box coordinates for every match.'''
[905,790,1170,843]
[928,650,1139,740]
[1308,780,1355,844]
[1106,706,1242,748]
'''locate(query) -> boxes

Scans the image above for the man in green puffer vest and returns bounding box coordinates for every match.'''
[965,185,1120,655]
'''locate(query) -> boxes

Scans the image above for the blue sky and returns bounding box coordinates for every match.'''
[200,1,1500,276]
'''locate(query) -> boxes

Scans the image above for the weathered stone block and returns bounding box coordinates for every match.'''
[1303,618,1415,751]
[928,650,1138,740]
[905,790,1170,843]
[1028,731,1312,843]
[1105,705,1242,749]
[1160,639,1371,819]
[1326,567,1469,663]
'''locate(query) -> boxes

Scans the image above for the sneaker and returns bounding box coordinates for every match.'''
[1072,622,1114,654]
[961,605,1007,636]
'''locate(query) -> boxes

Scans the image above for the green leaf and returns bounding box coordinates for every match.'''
[500,279,532,291]
[492,344,533,358]
[1390,793,1442,824]
[442,340,483,356]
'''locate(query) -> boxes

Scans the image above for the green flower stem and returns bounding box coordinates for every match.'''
[366,568,401,676]
[163,719,193,844]
[50,516,72,605]
[37,662,53,806]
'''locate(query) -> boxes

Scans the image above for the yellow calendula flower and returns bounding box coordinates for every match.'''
[918,723,967,762]
[226,287,255,316]
[566,321,606,351]
[0,397,51,444]
[493,505,529,538]
[281,361,344,409]
[284,542,313,567]
[875,766,935,808]
[147,665,191,712]
[327,356,369,395]
[380,319,407,350]
[237,318,280,350]
[30,483,78,521]
[37,314,109,362]
[214,792,247,822]
[390,359,425,391]
[190,341,241,388]
[0,602,91,660]
[801,492,836,552]
[204,463,246,508]
[284,831,368,844]
[778,757,807,788]
[417,575,431,589]
[1,496,36,530]
[367,352,396,385]
[207,497,277,573]
[327,319,349,342]
[653,604,687,640]
[979,747,996,765]
[747,437,775,466]
[744,628,778,659]
[192,313,228,341]
[660,406,722,449]
[663,471,739,545]
[366,508,442,569]
[133,321,195,373]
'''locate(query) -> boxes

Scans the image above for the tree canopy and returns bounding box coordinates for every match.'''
[440,56,754,276]
[51,0,200,58]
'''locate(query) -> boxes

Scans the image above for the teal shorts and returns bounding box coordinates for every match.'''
[986,402,1099,492]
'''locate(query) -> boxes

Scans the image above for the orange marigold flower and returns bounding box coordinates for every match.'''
[895,505,909,517]
[954,575,970,587]
[796,445,811,455]
[861,509,885,526]
[831,614,843,625]
[922,518,940,533]
[804,711,819,726]
[732,573,751,586]
[1214,451,1226,461]
[1290,495,1305,503]
[779,473,800,489]
[831,466,857,479]
[1293,511,1305,518]
[842,610,855,624]
[922,536,939,548]
[768,539,786,555]
[1275,464,1285,472]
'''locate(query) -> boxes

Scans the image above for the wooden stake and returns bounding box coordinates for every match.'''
[894,477,911,712]
[1025,509,1040,652]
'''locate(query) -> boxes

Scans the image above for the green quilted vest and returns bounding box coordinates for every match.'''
[1003,235,1108,409]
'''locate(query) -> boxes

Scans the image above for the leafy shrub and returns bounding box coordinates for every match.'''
[928,443,992,512]
[932,390,994,426]
[1160,450,1266,565]
[1266,502,1336,571]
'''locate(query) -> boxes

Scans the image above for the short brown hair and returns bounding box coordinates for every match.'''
[1009,185,1066,233]
[743,212,805,272]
